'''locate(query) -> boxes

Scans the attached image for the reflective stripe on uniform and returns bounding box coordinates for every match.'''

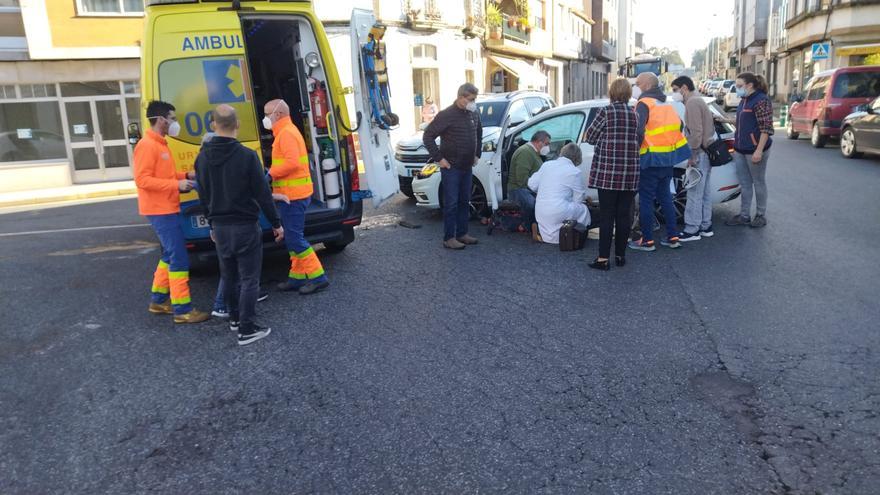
[644,123,682,137]
[294,246,315,259]
[639,137,689,154]
[272,176,313,188]
[171,296,192,305]
[157,260,169,270]
[169,271,189,279]
[151,285,170,294]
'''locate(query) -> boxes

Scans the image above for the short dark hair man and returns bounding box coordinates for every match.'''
[195,104,284,346]
[423,83,483,249]
[671,75,716,242]
[507,130,551,241]
[135,100,209,324]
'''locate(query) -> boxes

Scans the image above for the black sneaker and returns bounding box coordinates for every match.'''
[678,231,701,242]
[238,324,271,346]
[257,291,269,302]
[229,320,240,332]
[700,226,714,237]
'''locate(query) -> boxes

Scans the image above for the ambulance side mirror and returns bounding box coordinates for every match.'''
[128,123,141,145]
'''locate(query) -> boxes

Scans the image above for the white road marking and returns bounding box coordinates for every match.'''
[0,223,150,238]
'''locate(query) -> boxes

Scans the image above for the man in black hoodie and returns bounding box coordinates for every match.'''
[195,104,283,346]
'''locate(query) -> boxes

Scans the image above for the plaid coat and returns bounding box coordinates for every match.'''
[584,102,640,191]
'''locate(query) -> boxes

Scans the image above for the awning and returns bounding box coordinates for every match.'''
[489,55,548,89]
[836,43,880,56]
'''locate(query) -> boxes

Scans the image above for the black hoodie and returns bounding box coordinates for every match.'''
[195,136,281,229]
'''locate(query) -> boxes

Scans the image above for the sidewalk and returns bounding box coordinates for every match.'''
[0,180,137,209]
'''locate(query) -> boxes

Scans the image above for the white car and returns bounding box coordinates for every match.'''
[408,91,555,211]
[415,97,741,220]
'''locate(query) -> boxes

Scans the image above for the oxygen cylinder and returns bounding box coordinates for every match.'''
[321,157,342,209]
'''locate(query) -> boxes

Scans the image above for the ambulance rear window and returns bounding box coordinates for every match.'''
[158,56,257,146]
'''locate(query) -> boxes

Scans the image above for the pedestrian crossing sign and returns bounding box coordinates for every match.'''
[812,43,830,61]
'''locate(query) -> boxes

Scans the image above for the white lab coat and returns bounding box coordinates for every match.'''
[528,156,591,244]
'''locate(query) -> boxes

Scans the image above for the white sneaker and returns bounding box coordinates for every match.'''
[212,309,230,318]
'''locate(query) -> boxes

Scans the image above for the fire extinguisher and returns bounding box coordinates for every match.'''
[309,78,328,130]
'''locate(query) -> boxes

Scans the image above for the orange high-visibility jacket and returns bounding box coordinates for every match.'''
[269,117,313,201]
[133,130,187,216]
[638,97,691,167]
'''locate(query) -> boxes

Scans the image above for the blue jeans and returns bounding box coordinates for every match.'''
[638,167,678,242]
[508,187,536,227]
[147,214,192,315]
[440,167,472,240]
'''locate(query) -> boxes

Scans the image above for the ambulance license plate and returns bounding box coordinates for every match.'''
[191,215,209,229]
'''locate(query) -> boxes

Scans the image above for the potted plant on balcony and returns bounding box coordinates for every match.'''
[487,4,503,40]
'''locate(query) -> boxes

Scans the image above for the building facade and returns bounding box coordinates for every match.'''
[0,0,141,192]
[771,0,880,102]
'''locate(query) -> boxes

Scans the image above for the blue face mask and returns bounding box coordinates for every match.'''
[735,87,747,98]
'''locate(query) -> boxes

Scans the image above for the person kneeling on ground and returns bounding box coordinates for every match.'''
[195,104,284,346]
[507,130,551,241]
[528,143,591,244]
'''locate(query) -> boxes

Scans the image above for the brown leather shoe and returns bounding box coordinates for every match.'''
[148,301,173,315]
[443,238,466,250]
[173,309,211,324]
[457,234,478,245]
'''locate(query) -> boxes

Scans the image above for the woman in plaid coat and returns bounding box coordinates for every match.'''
[584,78,641,270]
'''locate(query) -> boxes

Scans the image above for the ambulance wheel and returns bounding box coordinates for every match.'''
[322,241,349,254]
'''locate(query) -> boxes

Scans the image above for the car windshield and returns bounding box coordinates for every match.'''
[476,101,508,127]
[832,71,880,98]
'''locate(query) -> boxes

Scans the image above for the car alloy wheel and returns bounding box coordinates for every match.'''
[811,122,827,148]
[469,179,488,220]
[840,128,861,159]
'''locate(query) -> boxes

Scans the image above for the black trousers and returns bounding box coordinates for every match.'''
[597,189,636,259]
[214,222,263,332]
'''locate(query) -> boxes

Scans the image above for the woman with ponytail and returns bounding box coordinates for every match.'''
[725,72,773,228]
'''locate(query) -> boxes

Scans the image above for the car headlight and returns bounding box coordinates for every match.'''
[418,163,439,178]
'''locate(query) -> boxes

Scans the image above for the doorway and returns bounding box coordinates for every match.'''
[412,68,439,130]
[63,96,132,183]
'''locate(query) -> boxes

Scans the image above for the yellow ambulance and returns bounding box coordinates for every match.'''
[137,0,398,252]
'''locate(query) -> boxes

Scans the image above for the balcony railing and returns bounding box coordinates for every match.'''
[501,14,530,44]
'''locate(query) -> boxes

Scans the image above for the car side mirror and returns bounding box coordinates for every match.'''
[128,122,141,145]
[482,141,496,152]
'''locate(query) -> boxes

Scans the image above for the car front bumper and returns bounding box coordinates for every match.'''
[411,172,442,209]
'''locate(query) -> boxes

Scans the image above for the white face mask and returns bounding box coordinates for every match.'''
[670,92,683,103]
[263,101,282,130]
[540,145,550,156]
[167,121,181,138]
[631,86,642,99]
[466,101,477,112]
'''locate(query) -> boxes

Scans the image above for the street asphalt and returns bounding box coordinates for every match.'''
[1,136,878,494]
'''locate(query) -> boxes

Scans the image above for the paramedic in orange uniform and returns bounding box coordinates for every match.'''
[134,100,210,323]
[263,99,330,295]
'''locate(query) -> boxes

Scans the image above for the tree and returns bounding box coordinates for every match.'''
[864,53,880,66]
[691,48,707,71]
[645,46,685,67]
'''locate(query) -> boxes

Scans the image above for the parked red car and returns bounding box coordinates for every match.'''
[787,65,880,147]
